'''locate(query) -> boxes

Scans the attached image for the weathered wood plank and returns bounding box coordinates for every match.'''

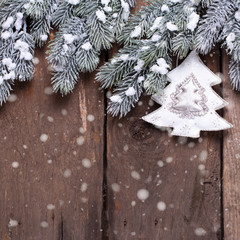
[222,52,240,240]
[0,45,105,239]
[106,43,222,239]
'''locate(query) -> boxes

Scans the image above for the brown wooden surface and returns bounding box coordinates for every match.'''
[0,46,105,240]
[222,52,240,240]
[0,1,239,240]
[106,50,222,240]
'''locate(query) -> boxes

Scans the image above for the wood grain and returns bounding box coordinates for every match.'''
[0,45,105,239]
[106,46,223,239]
[222,52,240,240]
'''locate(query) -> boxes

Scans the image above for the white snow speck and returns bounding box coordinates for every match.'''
[131,232,136,236]
[47,116,54,122]
[61,109,68,116]
[137,189,149,201]
[131,170,141,180]
[123,144,129,151]
[81,182,88,192]
[96,9,106,23]
[111,183,120,192]
[199,150,208,162]
[151,58,170,75]
[63,34,78,44]
[79,127,86,134]
[188,142,195,148]
[77,136,85,145]
[161,4,169,12]
[121,0,130,20]
[166,21,178,31]
[134,59,145,72]
[40,34,48,41]
[198,164,205,171]
[130,26,141,38]
[157,201,166,211]
[148,99,154,107]
[14,40,33,61]
[7,94,17,102]
[131,201,136,206]
[33,57,40,65]
[23,144,27,149]
[187,12,199,31]
[101,0,110,5]
[82,158,92,168]
[40,134,48,143]
[157,160,164,167]
[150,17,163,31]
[235,10,240,21]
[2,16,14,29]
[81,42,92,51]
[110,95,122,103]
[40,221,49,228]
[125,87,136,96]
[194,227,207,236]
[44,87,53,95]
[15,13,23,30]
[87,114,95,122]
[2,58,16,70]
[12,162,19,168]
[226,33,236,50]
[103,6,112,12]
[166,157,173,163]
[119,54,129,61]
[47,159,52,164]
[66,0,80,5]
[8,219,18,227]
[151,34,161,42]
[1,31,11,40]
[137,76,145,83]
[47,204,55,210]
[63,169,72,178]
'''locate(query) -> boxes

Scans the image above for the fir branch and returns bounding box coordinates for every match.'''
[172,32,193,58]
[52,1,76,27]
[48,17,100,95]
[29,0,57,46]
[96,44,139,88]
[229,57,240,91]
[98,0,200,116]
[144,72,167,95]
[108,72,143,117]
[195,0,235,54]
[118,0,163,45]
[51,57,79,94]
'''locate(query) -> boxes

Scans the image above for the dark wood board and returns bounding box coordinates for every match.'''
[222,52,240,240]
[0,45,105,239]
[106,46,222,239]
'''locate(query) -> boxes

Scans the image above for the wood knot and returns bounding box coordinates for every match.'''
[129,119,151,141]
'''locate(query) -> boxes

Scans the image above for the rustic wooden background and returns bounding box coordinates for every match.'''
[1,1,240,240]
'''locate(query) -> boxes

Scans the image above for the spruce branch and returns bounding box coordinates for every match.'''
[108,72,144,117]
[98,0,200,117]
[48,17,100,95]
[52,1,76,27]
[229,57,240,91]
[195,0,235,54]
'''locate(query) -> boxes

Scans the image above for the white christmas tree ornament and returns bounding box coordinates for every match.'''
[142,51,232,138]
